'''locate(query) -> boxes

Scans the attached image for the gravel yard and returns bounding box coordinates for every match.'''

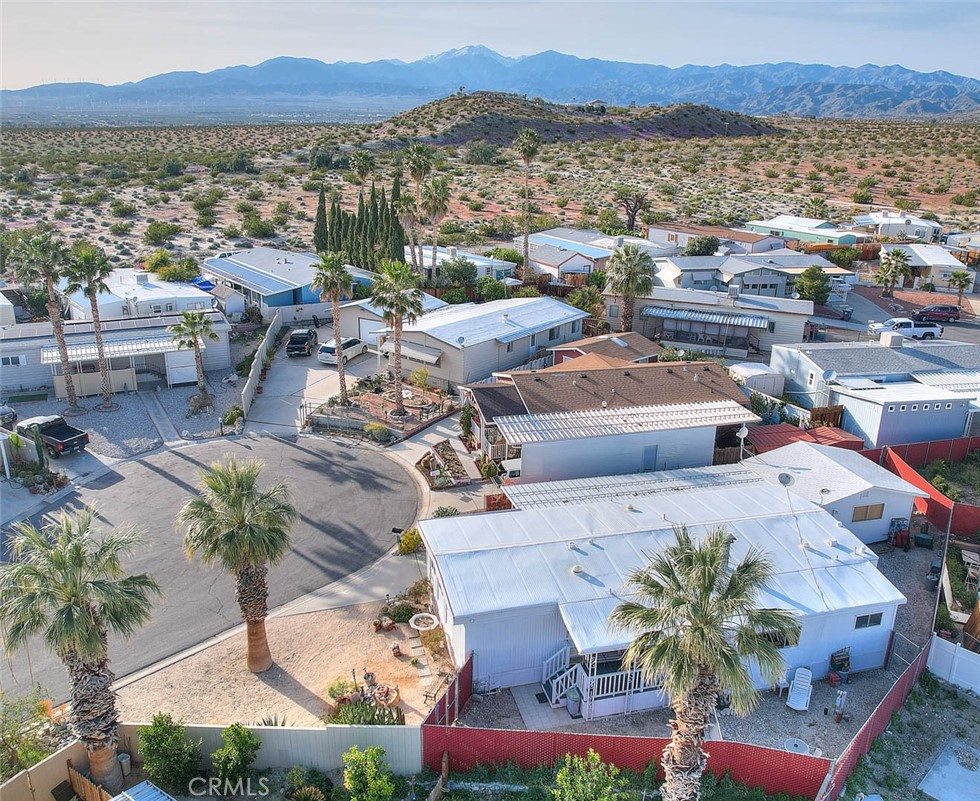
[156,372,242,438]
[10,394,161,458]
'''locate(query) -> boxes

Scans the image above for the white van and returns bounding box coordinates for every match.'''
[500,459,522,481]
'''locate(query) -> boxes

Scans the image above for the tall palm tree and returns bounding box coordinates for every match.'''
[405,143,434,267]
[9,231,79,410]
[421,177,452,275]
[178,458,297,673]
[311,251,354,407]
[169,310,218,399]
[63,242,115,409]
[348,150,376,188]
[371,260,425,417]
[611,527,799,801]
[605,244,655,332]
[873,248,911,298]
[948,270,973,307]
[514,128,544,274]
[0,510,160,792]
[395,196,422,274]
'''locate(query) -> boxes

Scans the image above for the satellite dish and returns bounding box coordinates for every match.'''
[778,472,795,487]
[822,369,838,383]
[791,292,801,300]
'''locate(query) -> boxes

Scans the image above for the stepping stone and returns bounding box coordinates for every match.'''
[412,647,426,656]
[419,666,432,677]
[421,677,433,686]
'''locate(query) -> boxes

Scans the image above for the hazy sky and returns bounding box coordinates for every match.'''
[3,0,978,90]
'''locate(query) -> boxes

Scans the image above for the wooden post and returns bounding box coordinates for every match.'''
[441,750,450,785]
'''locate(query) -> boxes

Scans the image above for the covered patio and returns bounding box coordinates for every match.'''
[640,305,768,357]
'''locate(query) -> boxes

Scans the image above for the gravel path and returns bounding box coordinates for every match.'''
[155,371,242,438]
[10,395,161,458]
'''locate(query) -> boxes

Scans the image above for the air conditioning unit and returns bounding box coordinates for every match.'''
[728,285,741,300]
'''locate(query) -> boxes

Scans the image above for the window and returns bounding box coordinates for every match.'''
[548,326,559,340]
[151,304,163,314]
[911,405,918,411]
[506,342,513,353]
[887,405,895,412]
[667,233,678,243]
[946,403,953,410]
[530,334,536,346]
[855,612,883,630]
[608,304,619,318]
[1,355,26,366]
[934,403,941,410]
[852,503,884,523]
[166,303,175,312]
[768,322,776,333]
[759,630,792,648]
[121,306,131,315]
[571,319,580,334]
[900,405,907,412]
[807,371,815,388]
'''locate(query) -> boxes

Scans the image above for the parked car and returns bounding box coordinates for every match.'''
[867,317,943,340]
[16,415,89,459]
[911,304,960,322]
[285,328,318,357]
[318,337,369,365]
[0,401,16,428]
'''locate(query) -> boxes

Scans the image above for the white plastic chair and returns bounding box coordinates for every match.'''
[786,667,813,712]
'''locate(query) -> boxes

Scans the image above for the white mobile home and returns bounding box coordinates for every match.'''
[420,481,904,722]
[60,269,215,321]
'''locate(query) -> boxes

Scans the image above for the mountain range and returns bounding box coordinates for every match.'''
[4,45,979,125]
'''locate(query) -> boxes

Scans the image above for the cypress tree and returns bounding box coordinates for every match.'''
[312,187,328,253]
[391,172,401,203]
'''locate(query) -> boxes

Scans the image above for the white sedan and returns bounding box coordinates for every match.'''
[317,337,369,365]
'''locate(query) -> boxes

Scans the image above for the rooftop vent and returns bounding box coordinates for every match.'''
[571,564,585,575]
[879,331,904,348]
[693,374,700,383]
[502,313,509,321]
[567,542,576,550]
[134,271,151,285]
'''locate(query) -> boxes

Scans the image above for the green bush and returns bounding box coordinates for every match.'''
[552,749,627,801]
[388,603,414,623]
[235,350,256,378]
[284,765,334,799]
[364,422,390,443]
[398,527,422,555]
[480,459,498,479]
[433,506,459,517]
[137,713,201,793]
[475,276,507,301]
[143,220,182,245]
[330,702,405,726]
[293,789,326,801]
[343,745,396,801]
[210,723,261,781]
[223,405,245,426]
[156,261,200,283]
[442,288,468,304]
[327,678,355,699]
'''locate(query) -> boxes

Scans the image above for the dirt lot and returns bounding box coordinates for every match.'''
[117,602,447,726]
[852,284,977,319]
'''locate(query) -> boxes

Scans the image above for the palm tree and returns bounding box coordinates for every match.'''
[395,196,421,274]
[169,311,218,399]
[63,243,115,409]
[0,510,160,791]
[611,527,799,801]
[514,128,544,273]
[348,150,375,188]
[178,458,297,673]
[9,231,79,410]
[405,143,434,267]
[873,248,911,298]
[948,270,973,307]
[421,177,452,275]
[605,244,655,332]
[311,251,354,406]
[371,260,425,417]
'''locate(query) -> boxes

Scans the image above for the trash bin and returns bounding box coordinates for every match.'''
[840,306,854,321]
[925,574,940,592]
[565,686,582,717]
[118,753,131,777]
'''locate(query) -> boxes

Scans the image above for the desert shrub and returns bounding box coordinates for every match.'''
[480,459,498,479]
[109,200,137,217]
[223,405,245,426]
[432,506,459,517]
[464,140,500,165]
[292,788,326,801]
[552,749,627,801]
[388,603,415,623]
[157,261,200,282]
[343,745,396,801]
[109,221,134,236]
[330,703,405,727]
[222,225,242,239]
[513,285,541,298]
[474,276,506,301]
[138,713,201,793]
[364,422,391,443]
[442,288,468,304]
[243,214,277,238]
[0,685,59,780]
[144,249,173,271]
[409,367,429,389]
[210,723,261,781]
[327,678,355,700]
[143,220,182,245]
[398,527,422,555]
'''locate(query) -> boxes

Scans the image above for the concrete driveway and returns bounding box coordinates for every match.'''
[0,434,419,700]
[245,325,381,434]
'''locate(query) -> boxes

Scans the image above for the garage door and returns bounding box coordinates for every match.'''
[359,318,383,346]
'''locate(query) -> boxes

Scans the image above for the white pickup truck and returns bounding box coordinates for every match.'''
[867,317,943,340]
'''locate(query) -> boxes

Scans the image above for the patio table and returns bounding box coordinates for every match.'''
[784,738,810,754]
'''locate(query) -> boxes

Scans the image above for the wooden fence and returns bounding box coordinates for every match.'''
[69,764,112,801]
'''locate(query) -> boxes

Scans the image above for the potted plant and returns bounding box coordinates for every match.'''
[390,642,401,657]
[373,618,383,632]
[383,617,396,632]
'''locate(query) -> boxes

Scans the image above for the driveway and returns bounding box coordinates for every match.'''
[0,435,419,700]
[245,325,380,434]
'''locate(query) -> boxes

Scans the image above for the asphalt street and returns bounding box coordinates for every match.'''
[0,435,419,700]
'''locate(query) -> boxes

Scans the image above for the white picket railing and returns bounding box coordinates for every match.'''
[542,645,570,683]
[550,663,585,706]
[587,667,656,700]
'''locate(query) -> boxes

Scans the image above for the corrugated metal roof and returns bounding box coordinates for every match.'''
[779,341,980,376]
[399,297,588,347]
[111,781,177,801]
[495,400,759,444]
[40,335,194,363]
[529,233,611,260]
[503,464,765,509]
[743,442,925,504]
[419,484,905,648]
[640,305,770,329]
[912,370,980,392]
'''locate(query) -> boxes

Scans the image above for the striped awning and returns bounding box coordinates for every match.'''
[640,305,769,329]
[41,335,199,364]
[379,340,442,365]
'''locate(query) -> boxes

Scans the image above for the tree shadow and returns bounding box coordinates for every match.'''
[257,663,330,720]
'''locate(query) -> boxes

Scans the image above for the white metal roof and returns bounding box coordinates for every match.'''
[345,291,448,318]
[881,243,968,269]
[743,442,925,505]
[633,286,813,316]
[494,400,759,444]
[40,335,197,363]
[912,370,980,393]
[111,781,177,801]
[420,484,905,652]
[832,381,965,405]
[410,245,517,269]
[503,464,766,508]
[60,270,212,307]
[399,297,589,347]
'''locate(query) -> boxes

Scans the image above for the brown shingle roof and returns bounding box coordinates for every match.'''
[544,353,634,371]
[548,332,662,362]
[509,361,749,414]
[650,222,770,244]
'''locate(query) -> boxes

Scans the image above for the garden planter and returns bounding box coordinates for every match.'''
[256,385,264,394]
[383,617,396,631]
[391,642,401,657]
[373,619,383,632]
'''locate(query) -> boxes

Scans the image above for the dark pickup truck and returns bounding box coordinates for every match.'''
[17,415,90,459]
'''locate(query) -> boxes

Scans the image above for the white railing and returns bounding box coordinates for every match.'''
[542,645,570,683]
[550,663,585,706]
[587,667,657,700]
[240,310,282,417]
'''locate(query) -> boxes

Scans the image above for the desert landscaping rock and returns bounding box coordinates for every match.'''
[155,373,242,438]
